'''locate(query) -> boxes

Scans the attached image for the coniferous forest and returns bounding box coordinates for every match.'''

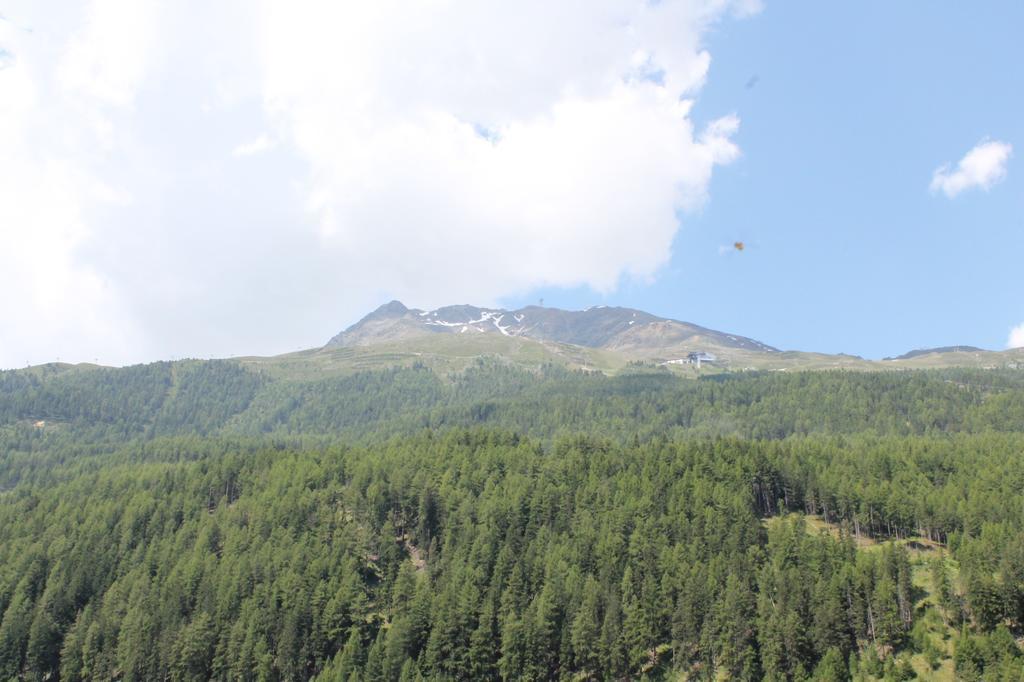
[2,362,1024,680]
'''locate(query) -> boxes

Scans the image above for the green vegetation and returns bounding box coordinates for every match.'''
[1,360,1023,679]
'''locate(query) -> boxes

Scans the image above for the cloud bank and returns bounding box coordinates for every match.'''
[0,0,755,367]
[930,139,1012,198]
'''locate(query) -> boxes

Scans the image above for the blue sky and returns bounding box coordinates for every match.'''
[0,1,1020,366]
[505,3,1023,358]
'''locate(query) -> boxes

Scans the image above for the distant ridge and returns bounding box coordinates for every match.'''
[885,345,987,361]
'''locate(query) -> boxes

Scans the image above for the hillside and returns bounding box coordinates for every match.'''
[1,308,1023,682]
[1,362,1023,680]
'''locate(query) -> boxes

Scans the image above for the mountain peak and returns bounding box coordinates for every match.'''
[369,300,409,318]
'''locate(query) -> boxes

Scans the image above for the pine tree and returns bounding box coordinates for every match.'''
[172,612,215,682]
[812,646,849,681]
[333,627,365,682]
[498,614,527,681]
[364,627,386,682]
[712,572,759,681]
[600,591,626,679]
[570,578,602,674]
[871,575,903,650]
[953,629,983,681]
[467,591,499,679]
[811,575,850,658]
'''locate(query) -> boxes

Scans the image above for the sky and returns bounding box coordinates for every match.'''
[0,1,1020,368]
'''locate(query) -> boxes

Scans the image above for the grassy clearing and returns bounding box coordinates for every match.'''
[907,560,958,680]
[769,513,962,680]
[803,514,878,549]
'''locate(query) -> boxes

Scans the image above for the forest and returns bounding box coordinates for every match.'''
[1,361,1023,680]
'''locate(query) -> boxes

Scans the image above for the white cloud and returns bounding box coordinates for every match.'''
[930,139,1012,198]
[232,134,275,157]
[0,1,147,367]
[1009,323,1024,350]
[57,0,158,108]
[0,0,756,367]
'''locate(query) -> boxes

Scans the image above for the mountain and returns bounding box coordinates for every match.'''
[326,300,776,362]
